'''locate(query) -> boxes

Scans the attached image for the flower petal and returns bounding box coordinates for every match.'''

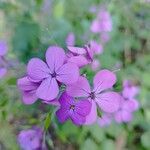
[93,69,116,93]
[36,77,59,100]
[122,99,139,112]
[56,63,79,84]
[46,46,65,72]
[66,76,91,97]
[71,112,86,126]
[17,76,39,91]
[115,110,132,123]
[27,58,50,82]
[22,91,38,105]
[75,100,91,116]
[67,55,89,68]
[96,92,120,113]
[84,101,97,125]
[0,40,8,56]
[56,108,69,123]
[42,99,60,106]
[67,46,86,55]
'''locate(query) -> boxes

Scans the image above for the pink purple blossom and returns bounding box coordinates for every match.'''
[114,80,139,123]
[27,46,79,101]
[18,127,46,150]
[56,92,91,126]
[91,8,112,33]
[66,69,120,125]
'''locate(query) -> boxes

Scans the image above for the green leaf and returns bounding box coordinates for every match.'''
[44,112,51,131]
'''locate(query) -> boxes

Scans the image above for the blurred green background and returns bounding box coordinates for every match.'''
[0,0,150,149]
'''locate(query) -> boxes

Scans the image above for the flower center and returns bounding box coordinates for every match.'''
[89,92,96,100]
[51,72,57,78]
[70,105,75,110]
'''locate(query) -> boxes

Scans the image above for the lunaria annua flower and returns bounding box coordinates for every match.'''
[26,46,79,101]
[56,92,91,126]
[66,69,120,125]
[114,80,139,123]
[91,8,112,33]
[18,127,46,150]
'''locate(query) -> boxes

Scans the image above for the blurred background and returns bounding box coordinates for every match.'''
[0,0,150,149]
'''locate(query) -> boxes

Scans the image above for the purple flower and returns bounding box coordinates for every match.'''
[56,92,91,126]
[114,98,135,123]
[27,46,79,101]
[97,114,112,127]
[122,80,139,100]
[65,32,75,46]
[67,45,94,68]
[0,40,8,56]
[18,127,45,150]
[17,76,39,104]
[90,40,103,54]
[91,8,112,33]
[66,69,120,125]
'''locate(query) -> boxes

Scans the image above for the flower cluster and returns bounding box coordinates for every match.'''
[0,40,8,78]
[66,33,103,71]
[90,7,112,43]
[98,80,139,127]
[18,45,121,126]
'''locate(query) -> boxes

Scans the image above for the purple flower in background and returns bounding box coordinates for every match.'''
[114,80,139,123]
[91,8,112,33]
[0,40,8,56]
[90,40,103,54]
[67,70,120,125]
[114,98,135,123]
[27,46,79,101]
[18,127,45,150]
[122,80,139,100]
[65,32,75,46]
[56,92,91,126]
[97,114,112,127]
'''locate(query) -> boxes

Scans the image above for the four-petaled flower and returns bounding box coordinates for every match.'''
[27,46,79,101]
[56,92,91,126]
[66,69,120,125]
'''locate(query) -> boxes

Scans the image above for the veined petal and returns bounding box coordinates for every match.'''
[96,92,120,113]
[27,58,50,82]
[46,46,65,72]
[67,46,86,55]
[22,91,38,105]
[67,55,89,68]
[36,77,59,100]
[17,76,39,91]
[56,108,69,123]
[66,76,91,97]
[56,63,79,84]
[75,100,91,116]
[84,101,97,125]
[93,69,116,93]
